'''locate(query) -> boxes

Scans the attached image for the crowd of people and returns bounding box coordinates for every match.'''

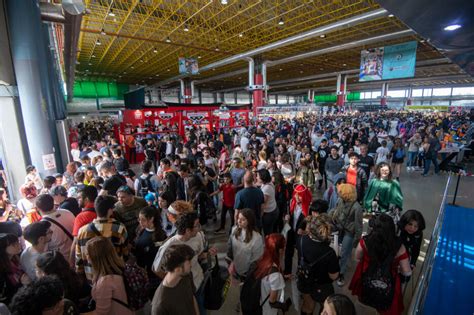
[0,109,472,315]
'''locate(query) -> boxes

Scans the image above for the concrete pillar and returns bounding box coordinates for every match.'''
[234,92,238,104]
[213,92,218,103]
[381,82,389,106]
[6,0,60,178]
[406,87,412,106]
[198,88,202,104]
[336,74,346,107]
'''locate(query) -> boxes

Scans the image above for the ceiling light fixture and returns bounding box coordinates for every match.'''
[167,69,170,71]
[166,37,171,43]
[215,47,220,51]
[155,74,159,76]
[388,14,394,18]
[108,9,115,17]
[239,33,243,37]
[88,63,92,65]
[278,18,284,25]
[444,24,461,31]
[184,24,189,32]
[221,0,228,4]
[131,66,134,69]
[96,39,101,45]
[320,34,326,38]
[153,47,158,53]
[342,63,347,66]
[197,56,201,59]
[92,54,96,58]
[100,28,106,35]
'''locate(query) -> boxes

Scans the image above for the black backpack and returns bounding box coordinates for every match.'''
[138,174,154,197]
[240,263,278,315]
[360,251,396,311]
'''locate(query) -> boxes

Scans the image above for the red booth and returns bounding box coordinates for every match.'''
[119,103,251,163]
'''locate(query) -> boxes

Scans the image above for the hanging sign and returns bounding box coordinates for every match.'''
[134,110,143,120]
[159,113,174,121]
[42,154,56,170]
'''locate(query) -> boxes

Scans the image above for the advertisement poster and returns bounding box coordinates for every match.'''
[179,57,199,75]
[42,154,56,170]
[382,41,418,80]
[359,41,417,82]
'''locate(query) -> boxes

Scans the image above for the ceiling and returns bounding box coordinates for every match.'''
[75,0,473,94]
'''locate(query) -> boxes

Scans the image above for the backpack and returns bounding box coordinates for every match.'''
[113,262,149,311]
[395,148,405,159]
[196,191,217,220]
[360,249,396,311]
[138,174,154,197]
[240,263,278,315]
[296,237,332,290]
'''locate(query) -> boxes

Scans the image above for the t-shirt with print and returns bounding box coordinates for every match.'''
[43,209,75,259]
[375,146,390,164]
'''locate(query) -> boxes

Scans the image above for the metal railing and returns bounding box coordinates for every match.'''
[407,175,452,314]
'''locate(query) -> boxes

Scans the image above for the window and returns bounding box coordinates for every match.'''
[372,91,381,98]
[412,89,423,97]
[423,89,432,97]
[387,90,406,98]
[452,87,474,96]
[432,88,452,96]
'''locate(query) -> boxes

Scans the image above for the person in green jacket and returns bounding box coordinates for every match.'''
[363,162,403,213]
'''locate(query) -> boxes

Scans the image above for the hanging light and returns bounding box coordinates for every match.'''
[239,33,243,37]
[221,0,228,4]
[100,28,106,35]
[153,47,158,53]
[278,18,284,25]
[96,39,101,45]
[319,34,326,38]
[215,47,220,51]
[184,24,189,32]
[108,9,115,17]
[165,37,171,43]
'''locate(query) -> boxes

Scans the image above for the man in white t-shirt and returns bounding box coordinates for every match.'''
[35,194,75,262]
[152,212,217,290]
[21,221,52,280]
[375,140,390,164]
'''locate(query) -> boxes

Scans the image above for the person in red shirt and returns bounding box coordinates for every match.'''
[211,173,236,234]
[341,152,367,203]
[70,186,98,263]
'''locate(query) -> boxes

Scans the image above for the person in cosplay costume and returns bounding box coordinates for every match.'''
[283,184,312,275]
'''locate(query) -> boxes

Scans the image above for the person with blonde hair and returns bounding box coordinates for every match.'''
[86,236,133,315]
[296,214,340,315]
[330,183,363,287]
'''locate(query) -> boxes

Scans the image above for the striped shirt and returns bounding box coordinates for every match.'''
[75,218,128,282]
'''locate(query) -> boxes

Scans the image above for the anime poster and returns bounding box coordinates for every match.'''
[359,47,384,81]
[179,57,199,75]
[382,41,418,80]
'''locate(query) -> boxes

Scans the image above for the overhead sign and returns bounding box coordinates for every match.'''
[179,57,199,75]
[359,41,418,82]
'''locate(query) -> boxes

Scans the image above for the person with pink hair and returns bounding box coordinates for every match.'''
[283,184,312,275]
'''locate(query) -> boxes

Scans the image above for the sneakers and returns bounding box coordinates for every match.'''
[337,274,345,287]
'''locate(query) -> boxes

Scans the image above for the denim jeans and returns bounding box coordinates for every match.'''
[407,151,417,167]
[196,283,207,315]
[423,154,439,175]
[262,209,278,236]
[339,233,354,275]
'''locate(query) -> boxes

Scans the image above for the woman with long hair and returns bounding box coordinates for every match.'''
[254,233,288,315]
[86,236,133,315]
[363,162,403,218]
[227,208,264,279]
[134,206,168,298]
[390,138,405,180]
[397,209,426,269]
[188,175,209,225]
[349,214,412,315]
[36,250,88,308]
[0,233,29,305]
[297,214,339,315]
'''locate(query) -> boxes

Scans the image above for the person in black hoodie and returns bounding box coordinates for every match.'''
[398,209,426,269]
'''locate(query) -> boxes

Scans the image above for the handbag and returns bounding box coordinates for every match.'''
[203,256,231,310]
[314,169,323,182]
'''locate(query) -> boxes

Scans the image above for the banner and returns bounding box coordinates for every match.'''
[179,57,199,75]
[359,41,418,82]
[382,41,418,80]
